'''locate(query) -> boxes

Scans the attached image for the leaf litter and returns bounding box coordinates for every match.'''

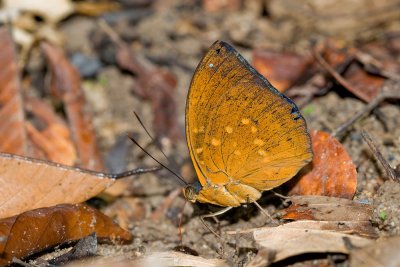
[0,204,132,266]
[0,0,400,265]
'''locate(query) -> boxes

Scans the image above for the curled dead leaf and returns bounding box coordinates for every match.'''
[0,204,132,266]
[349,236,400,267]
[283,196,372,221]
[0,153,114,218]
[252,49,312,92]
[253,222,372,264]
[287,130,357,199]
[0,27,27,155]
[41,42,104,171]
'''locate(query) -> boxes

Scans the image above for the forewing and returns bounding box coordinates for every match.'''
[186,41,312,191]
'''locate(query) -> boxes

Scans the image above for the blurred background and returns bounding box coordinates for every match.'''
[0,0,400,261]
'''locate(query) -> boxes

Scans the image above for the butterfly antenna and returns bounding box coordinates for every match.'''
[128,135,188,185]
[133,111,170,162]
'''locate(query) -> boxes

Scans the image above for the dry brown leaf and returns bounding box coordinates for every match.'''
[116,45,180,142]
[287,130,357,199]
[282,196,376,238]
[283,196,372,221]
[41,42,104,171]
[0,27,27,155]
[74,1,120,16]
[252,49,312,92]
[343,62,384,101]
[0,153,114,219]
[320,40,383,102]
[64,255,140,267]
[277,220,376,239]
[349,236,400,267]
[24,95,77,165]
[102,197,146,230]
[253,222,373,263]
[139,252,229,267]
[4,0,74,23]
[0,204,132,266]
[202,0,242,12]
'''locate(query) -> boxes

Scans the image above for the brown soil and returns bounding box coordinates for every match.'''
[23,0,400,266]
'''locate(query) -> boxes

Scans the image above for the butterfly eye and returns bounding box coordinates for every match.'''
[183,185,197,203]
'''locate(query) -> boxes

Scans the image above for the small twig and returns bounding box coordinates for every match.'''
[252,200,273,221]
[361,130,399,182]
[150,188,182,221]
[355,51,400,81]
[97,19,122,44]
[314,49,371,102]
[332,83,400,138]
[12,258,37,267]
[48,233,97,265]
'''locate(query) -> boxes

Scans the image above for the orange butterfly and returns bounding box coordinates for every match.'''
[183,41,313,208]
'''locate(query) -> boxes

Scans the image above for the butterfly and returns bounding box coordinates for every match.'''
[183,41,313,208]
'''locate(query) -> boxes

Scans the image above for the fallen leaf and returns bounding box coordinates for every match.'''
[41,42,104,171]
[319,40,383,102]
[321,40,354,69]
[64,256,140,267]
[0,204,132,266]
[253,222,372,263]
[252,49,312,92]
[349,236,400,267]
[0,26,77,164]
[358,42,400,80]
[139,252,228,267]
[48,232,97,265]
[24,96,77,165]
[74,1,120,16]
[0,153,114,218]
[102,197,146,230]
[283,196,372,220]
[343,63,384,102]
[3,0,74,23]
[287,130,357,199]
[0,27,27,155]
[116,44,179,142]
[0,153,158,219]
[282,196,376,238]
[279,219,376,239]
[245,249,274,267]
[202,0,242,12]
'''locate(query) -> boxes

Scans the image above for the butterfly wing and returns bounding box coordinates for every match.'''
[186,41,312,206]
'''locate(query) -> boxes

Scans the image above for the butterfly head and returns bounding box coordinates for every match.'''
[182,181,203,203]
[183,185,197,203]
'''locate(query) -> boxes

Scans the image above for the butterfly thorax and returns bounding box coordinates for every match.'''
[182,179,263,207]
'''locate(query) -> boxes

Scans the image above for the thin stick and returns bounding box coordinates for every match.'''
[361,130,399,182]
[313,49,370,102]
[252,201,273,221]
[150,188,182,221]
[332,84,400,138]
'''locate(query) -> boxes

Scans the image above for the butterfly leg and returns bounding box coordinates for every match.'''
[200,207,232,238]
[252,200,273,221]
